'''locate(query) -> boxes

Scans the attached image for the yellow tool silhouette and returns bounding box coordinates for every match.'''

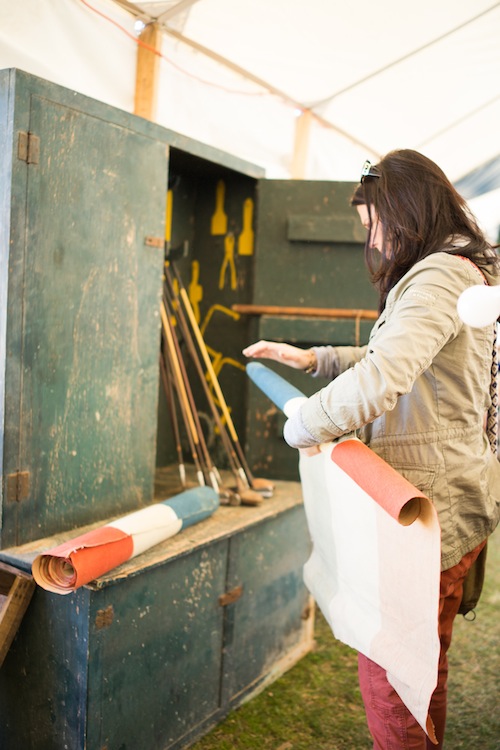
[238,198,254,256]
[219,232,237,290]
[210,180,228,235]
[188,260,203,323]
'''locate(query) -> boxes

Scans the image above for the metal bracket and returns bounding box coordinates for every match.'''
[218,584,243,607]
[6,471,30,503]
[144,236,164,249]
[95,605,114,630]
[17,132,40,164]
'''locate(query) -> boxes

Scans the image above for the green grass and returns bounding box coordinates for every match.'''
[191,530,500,749]
[445,532,500,748]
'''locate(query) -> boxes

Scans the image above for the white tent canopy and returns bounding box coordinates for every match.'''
[1,0,499,239]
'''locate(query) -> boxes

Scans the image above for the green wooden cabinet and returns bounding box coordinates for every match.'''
[0,485,312,750]
[0,69,263,547]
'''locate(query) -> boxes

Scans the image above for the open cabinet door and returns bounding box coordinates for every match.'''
[0,70,168,546]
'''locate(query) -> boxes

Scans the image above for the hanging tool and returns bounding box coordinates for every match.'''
[168,264,274,498]
[164,298,220,493]
[160,303,206,487]
[164,272,261,506]
[158,353,186,488]
[163,293,244,504]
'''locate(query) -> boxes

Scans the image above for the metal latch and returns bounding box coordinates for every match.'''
[144,236,165,249]
[218,584,243,607]
[6,471,30,503]
[18,132,40,164]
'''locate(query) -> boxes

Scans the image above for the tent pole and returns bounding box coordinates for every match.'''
[134,21,161,120]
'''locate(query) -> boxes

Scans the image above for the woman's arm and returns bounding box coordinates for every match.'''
[243,340,316,371]
[243,340,369,379]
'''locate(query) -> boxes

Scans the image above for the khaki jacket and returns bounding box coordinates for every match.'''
[302,252,500,570]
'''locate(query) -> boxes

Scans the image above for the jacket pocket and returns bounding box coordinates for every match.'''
[389,465,437,500]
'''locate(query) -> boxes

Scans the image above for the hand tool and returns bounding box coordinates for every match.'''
[158,352,186,487]
[164,272,262,505]
[160,302,206,487]
[168,264,274,497]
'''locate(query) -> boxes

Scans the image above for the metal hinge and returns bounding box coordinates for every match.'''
[6,471,30,503]
[17,131,40,164]
[95,605,114,630]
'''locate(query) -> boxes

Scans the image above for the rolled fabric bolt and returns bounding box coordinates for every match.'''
[246,362,307,416]
[32,487,219,594]
[457,284,500,327]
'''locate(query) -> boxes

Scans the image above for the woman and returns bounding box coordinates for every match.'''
[243,149,500,749]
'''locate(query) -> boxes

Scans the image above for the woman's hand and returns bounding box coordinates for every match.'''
[243,340,315,371]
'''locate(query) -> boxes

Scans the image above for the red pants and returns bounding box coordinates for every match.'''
[358,540,487,749]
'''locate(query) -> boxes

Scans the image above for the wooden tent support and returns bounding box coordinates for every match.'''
[291,109,313,179]
[0,562,35,668]
[134,21,161,120]
[232,304,378,320]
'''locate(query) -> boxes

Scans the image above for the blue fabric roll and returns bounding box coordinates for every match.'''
[163,487,219,528]
[246,362,306,413]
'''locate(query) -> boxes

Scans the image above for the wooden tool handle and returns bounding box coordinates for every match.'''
[232,304,378,320]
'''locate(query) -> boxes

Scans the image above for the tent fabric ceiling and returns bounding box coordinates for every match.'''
[127,0,500,179]
[0,0,499,236]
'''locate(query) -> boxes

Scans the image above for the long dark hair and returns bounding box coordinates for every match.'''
[351,149,499,312]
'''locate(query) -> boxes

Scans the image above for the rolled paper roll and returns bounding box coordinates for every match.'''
[246,362,307,416]
[330,440,425,525]
[32,487,219,594]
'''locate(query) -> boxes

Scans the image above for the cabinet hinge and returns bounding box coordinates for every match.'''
[17,131,40,164]
[95,605,114,630]
[6,471,30,503]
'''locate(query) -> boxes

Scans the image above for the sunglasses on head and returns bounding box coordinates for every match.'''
[361,160,380,182]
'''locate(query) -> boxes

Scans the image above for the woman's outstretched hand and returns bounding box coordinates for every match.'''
[243,340,314,371]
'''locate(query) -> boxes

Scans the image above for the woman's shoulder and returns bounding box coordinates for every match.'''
[401,251,483,289]
[387,253,482,312]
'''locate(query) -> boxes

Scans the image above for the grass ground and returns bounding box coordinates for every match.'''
[191,529,500,750]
